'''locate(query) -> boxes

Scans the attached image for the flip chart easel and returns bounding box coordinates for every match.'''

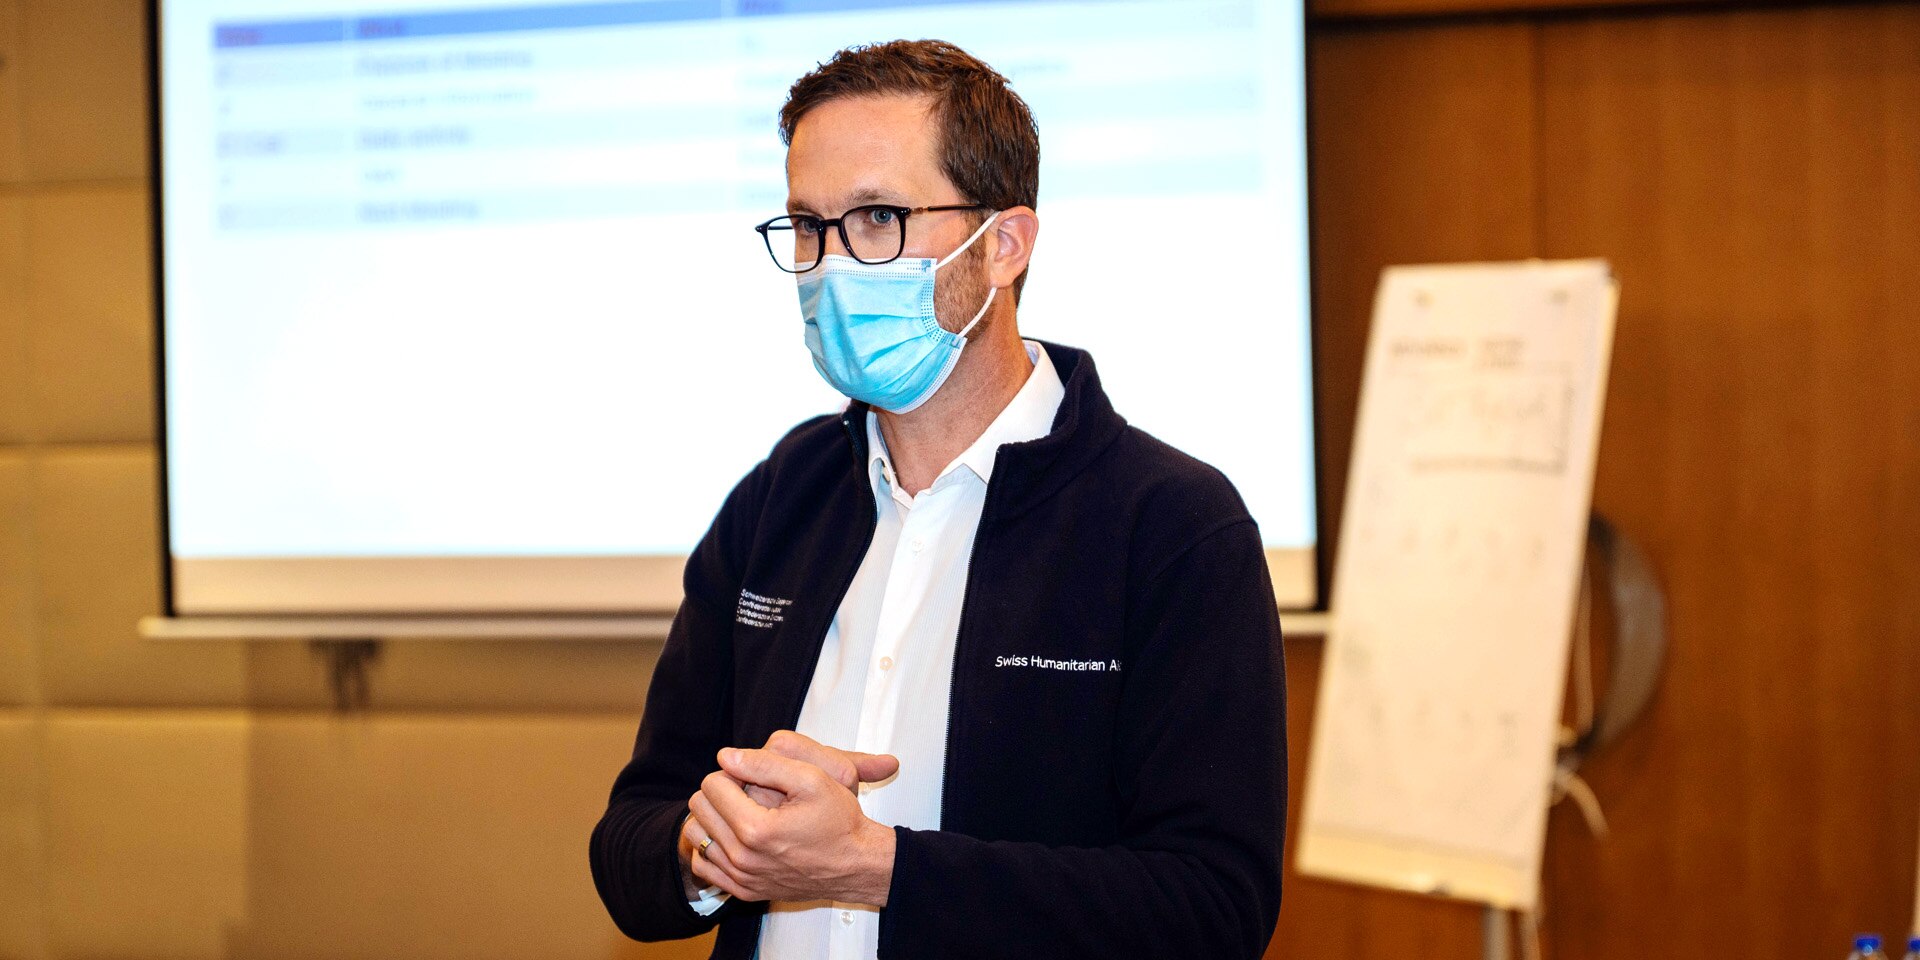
[1297,261,1619,952]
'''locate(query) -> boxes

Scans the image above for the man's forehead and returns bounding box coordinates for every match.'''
[785,93,945,211]
[791,91,939,145]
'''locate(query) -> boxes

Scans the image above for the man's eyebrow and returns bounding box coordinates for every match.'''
[845,186,906,207]
[788,186,908,217]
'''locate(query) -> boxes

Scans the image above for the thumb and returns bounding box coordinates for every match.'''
[719,747,815,798]
[850,751,899,783]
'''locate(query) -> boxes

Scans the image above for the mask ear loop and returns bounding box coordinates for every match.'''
[936,211,1002,340]
[957,286,997,339]
[934,211,1001,269]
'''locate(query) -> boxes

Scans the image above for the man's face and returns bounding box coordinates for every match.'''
[785,94,993,334]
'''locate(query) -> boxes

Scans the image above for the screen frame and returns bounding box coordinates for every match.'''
[149,0,177,617]
[145,0,1328,619]
[1302,2,1331,613]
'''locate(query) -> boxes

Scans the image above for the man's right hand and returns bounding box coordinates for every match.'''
[748,729,899,802]
[677,730,898,899]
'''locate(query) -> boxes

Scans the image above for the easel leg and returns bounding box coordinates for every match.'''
[1483,905,1511,960]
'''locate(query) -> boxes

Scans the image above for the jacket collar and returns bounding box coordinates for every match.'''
[837,339,1128,519]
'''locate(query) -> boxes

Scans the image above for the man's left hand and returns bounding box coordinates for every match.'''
[686,747,896,907]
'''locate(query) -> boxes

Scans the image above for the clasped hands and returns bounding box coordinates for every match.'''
[678,729,900,907]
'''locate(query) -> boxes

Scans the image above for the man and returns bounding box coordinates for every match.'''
[591,39,1286,960]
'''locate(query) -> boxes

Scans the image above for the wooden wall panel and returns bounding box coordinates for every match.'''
[1272,4,1920,958]
[1536,6,1920,957]
[1310,0,1739,21]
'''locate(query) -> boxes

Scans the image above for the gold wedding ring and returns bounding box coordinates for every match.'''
[698,837,712,857]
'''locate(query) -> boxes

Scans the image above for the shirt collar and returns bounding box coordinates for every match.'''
[867,339,1067,491]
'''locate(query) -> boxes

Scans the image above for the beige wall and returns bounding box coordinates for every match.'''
[0,4,712,957]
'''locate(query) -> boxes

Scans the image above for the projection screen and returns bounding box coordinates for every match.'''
[154,0,1319,616]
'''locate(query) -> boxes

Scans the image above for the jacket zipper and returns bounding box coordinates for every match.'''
[938,478,997,827]
[783,416,882,731]
[793,507,877,731]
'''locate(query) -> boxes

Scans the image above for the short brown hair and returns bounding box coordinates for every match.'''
[779,39,1041,301]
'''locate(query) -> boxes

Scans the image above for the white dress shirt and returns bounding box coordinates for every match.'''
[691,341,1064,960]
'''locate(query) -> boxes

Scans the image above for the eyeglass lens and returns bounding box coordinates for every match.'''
[762,205,908,272]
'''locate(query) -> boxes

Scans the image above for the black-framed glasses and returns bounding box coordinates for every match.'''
[754,203,992,273]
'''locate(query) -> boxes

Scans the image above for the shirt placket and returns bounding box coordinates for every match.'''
[829,465,945,951]
[854,475,947,759]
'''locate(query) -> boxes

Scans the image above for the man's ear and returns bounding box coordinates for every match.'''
[988,205,1038,292]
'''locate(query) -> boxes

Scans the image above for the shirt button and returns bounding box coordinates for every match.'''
[910,537,924,553]
[879,656,894,671]
[841,910,853,925]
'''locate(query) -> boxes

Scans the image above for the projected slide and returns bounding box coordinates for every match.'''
[157,0,1316,614]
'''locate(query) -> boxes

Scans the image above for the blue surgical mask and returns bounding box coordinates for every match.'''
[798,212,1000,414]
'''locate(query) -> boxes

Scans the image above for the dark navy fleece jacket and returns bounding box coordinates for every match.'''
[590,341,1288,960]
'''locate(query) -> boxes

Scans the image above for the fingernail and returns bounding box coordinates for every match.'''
[723,748,740,765]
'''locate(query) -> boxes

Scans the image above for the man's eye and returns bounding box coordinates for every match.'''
[863,208,897,226]
[795,219,822,236]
